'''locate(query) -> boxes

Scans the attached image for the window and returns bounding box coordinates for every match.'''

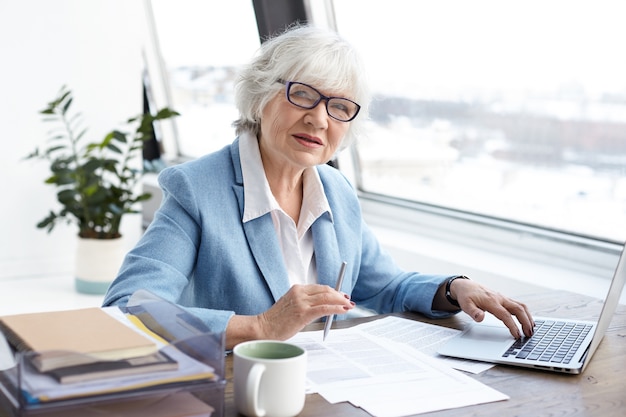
[144,0,626,244]
[146,0,260,160]
[330,0,626,242]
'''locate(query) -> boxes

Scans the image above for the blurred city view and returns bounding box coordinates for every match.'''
[333,0,626,242]
[358,91,626,241]
[166,65,626,241]
[153,0,626,242]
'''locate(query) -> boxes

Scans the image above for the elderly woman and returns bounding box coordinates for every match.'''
[102,25,534,349]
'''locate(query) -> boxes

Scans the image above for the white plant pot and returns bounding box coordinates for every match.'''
[74,236,126,295]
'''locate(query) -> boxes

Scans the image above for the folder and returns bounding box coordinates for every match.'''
[0,307,158,372]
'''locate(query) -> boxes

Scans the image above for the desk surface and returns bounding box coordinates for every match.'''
[223,290,626,417]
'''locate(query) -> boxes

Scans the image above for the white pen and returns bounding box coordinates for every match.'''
[323,261,348,341]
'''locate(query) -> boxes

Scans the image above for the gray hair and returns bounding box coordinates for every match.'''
[232,24,370,150]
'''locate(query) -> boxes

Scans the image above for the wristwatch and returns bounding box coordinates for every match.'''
[445,275,469,307]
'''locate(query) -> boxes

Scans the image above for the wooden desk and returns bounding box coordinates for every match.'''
[223,290,626,417]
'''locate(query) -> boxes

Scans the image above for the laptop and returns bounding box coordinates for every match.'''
[437,243,626,374]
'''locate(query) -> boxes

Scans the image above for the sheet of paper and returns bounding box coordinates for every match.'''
[289,323,508,417]
[355,316,493,374]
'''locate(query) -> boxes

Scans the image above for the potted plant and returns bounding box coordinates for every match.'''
[25,85,179,294]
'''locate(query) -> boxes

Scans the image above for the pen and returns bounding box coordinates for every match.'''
[323,261,347,341]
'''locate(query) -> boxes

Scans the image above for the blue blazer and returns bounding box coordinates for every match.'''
[102,138,455,334]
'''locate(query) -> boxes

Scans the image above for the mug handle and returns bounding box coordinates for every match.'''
[247,363,266,417]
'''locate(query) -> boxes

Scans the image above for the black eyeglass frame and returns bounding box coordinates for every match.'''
[277,79,361,122]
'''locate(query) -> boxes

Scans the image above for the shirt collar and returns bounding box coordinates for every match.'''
[239,132,332,226]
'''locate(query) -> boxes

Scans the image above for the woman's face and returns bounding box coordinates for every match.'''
[258,82,351,172]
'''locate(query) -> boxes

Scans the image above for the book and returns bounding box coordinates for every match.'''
[46,350,178,384]
[0,307,158,372]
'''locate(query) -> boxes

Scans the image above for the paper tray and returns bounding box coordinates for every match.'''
[0,380,225,417]
[0,290,226,416]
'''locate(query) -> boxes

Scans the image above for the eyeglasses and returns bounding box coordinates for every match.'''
[278,80,361,122]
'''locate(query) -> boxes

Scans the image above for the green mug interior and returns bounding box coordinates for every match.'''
[237,341,304,360]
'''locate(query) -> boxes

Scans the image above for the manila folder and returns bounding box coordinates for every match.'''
[0,307,157,371]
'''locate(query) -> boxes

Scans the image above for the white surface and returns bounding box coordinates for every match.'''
[0,275,103,316]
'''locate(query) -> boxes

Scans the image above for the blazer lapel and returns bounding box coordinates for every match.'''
[242,213,292,301]
[312,213,344,290]
[230,139,291,302]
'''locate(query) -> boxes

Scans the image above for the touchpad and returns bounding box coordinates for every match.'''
[438,323,515,360]
[464,324,513,343]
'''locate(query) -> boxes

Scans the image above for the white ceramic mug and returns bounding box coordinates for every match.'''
[233,340,307,417]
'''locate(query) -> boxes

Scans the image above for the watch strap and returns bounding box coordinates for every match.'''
[445,275,469,307]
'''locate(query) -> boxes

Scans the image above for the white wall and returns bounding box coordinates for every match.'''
[0,0,147,280]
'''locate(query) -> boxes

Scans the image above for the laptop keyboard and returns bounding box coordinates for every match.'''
[502,319,593,364]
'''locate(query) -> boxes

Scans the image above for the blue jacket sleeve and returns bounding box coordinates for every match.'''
[317,164,458,319]
[102,156,238,334]
[352,220,456,318]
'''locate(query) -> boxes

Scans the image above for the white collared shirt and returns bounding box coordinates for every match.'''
[240,132,332,286]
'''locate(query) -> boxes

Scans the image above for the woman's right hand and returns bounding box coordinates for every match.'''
[225,284,354,349]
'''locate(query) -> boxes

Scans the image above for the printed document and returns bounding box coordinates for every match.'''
[288,317,507,417]
[355,316,493,374]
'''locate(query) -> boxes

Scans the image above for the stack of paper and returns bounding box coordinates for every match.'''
[0,307,217,404]
[289,317,507,417]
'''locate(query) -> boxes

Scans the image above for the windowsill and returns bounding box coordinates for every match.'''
[360,196,625,305]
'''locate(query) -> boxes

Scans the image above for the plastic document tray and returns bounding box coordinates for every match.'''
[0,290,225,417]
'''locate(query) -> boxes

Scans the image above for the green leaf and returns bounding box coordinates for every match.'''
[44,145,67,156]
[57,89,71,105]
[135,192,152,202]
[84,183,101,198]
[36,211,58,232]
[62,97,73,115]
[156,108,180,119]
[106,143,123,154]
[111,130,127,143]
[75,128,88,142]
[57,189,78,204]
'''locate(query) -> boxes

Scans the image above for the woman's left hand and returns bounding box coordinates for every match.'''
[449,278,535,339]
